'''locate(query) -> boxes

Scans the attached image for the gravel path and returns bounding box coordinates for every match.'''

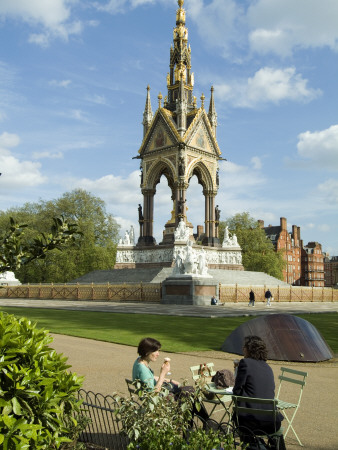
[51,334,338,450]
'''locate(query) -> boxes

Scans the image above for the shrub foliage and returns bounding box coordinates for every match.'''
[0,312,84,449]
[115,381,235,449]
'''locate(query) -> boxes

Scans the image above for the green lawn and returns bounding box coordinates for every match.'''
[1,307,337,354]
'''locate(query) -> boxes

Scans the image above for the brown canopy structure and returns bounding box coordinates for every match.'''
[221,314,333,362]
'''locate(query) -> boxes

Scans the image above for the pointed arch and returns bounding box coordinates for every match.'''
[187,160,214,192]
[145,159,176,191]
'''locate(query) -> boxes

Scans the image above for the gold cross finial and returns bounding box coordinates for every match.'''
[158,92,163,108]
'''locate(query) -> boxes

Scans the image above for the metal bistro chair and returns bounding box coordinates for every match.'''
[190,363,232,422]
[232,395,285,449]
[125,378,143,398]
[276,367,308,446]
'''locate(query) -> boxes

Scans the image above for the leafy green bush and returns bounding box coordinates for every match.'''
[0,312,84,449]
[115,381,235,449]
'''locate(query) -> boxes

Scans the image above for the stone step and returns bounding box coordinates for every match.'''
[71,267,289,286]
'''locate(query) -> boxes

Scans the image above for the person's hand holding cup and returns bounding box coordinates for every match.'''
[163,357,171,376]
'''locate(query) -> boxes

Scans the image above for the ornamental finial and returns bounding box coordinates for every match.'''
[178,0,184,8]
[158,92,163,108]
[201,93,205,108]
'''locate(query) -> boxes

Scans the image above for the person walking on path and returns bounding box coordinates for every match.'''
[248,289,255,307]
[265,289,272,307]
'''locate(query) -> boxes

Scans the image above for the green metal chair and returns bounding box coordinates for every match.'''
[190,363,232,421]
[232,395,285,449]
[276,367,308,446]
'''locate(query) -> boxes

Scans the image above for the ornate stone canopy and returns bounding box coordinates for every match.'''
[135,0,223,247]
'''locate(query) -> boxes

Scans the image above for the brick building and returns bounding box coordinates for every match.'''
[301,242,325,287]
[259,217,325,286]
[324,255,338,287]
[258,217,301,285]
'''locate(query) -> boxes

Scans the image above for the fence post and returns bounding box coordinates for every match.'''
[312,286,314,302]
[290,285,292,302]
[91,282,94,300]
[277,284,280,302]
[235,284,238,303]
[140,282,143,301]
[322,286,324,302]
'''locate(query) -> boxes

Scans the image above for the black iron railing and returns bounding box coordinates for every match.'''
[77,389,129,450]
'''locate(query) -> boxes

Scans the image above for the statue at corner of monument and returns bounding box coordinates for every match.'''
[129,225,135,246]
[174,218,190,242]
[197,247,208,276]
[0,271,21,285]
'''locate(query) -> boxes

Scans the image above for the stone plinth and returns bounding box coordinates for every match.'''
[161,276,219,305]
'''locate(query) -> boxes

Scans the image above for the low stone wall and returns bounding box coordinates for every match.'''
[0,283,337,303]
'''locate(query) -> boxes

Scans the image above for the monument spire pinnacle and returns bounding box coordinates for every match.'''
[142,85,153,137]
[208,85,218,136]
[165,0,194,113]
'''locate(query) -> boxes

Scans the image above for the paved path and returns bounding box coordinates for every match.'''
[0,298,337,317]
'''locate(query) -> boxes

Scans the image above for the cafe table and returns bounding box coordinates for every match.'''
[205,382,235,424]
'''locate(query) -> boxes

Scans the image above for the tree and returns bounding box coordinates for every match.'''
[0,189,120,283]
[0,216,80,274]
[219,212,285,280]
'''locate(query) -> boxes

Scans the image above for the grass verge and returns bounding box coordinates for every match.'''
[0,306,337,354]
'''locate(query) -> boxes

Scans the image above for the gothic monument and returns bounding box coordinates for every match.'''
[115,0,243,280]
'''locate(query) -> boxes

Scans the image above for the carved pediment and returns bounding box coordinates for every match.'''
[185,109,221,157]
[139,109,181,156]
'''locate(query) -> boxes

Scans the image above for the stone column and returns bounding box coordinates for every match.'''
[137,189,156,246]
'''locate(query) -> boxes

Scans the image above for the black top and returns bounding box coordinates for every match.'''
[233,357,283,426]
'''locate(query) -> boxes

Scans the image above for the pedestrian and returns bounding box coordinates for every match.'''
[211,295,218,306]
[265,288,272,307]
[248,289,255,307]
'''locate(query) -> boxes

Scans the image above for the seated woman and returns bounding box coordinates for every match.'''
[132,337,209,422]
[233,336,285,447]
[132,337,179,393]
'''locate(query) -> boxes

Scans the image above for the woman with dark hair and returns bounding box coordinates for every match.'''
[132,337,209,423]
[132,337,180,392]
[233,336,284,439]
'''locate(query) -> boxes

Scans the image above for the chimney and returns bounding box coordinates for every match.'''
[292,225,298,246]
[197,225,204,238]
[280,217,287,230]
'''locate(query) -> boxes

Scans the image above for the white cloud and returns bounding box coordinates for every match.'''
[187,0,245,58]
[94,0,160,14]
[0,0,83,46]
[0,132,46,189]
[32,151,63,159]
[251,156,262,170]
[317,179,338,205]
[85,94,107,105]
[215,67,321,108]
[69,109,89,122]
[49,79,72,88]
[297,124,338,170]
[248,0,338,56]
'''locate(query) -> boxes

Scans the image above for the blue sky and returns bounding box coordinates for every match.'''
[0,0,337,255]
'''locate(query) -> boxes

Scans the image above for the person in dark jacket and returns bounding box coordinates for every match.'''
[248,289,255,307]
[233,336,285,449]
[265,289,272,307]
